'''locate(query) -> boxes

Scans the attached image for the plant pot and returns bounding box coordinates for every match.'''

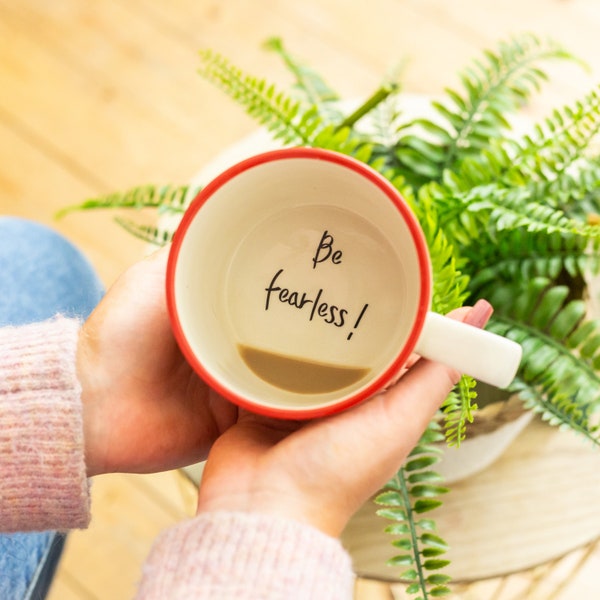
[340,416,600,584]
[435,386,533,484]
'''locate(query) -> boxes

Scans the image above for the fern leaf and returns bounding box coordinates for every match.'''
[386,34,582,189]
[376,423,452,598]
[530,155,600,222]
[263,37,342,121]
[519,87,600,183]
[450,184,600,246]
[442,376,479,447]
[408,184,469,314]
[466,228,600,295]
[56,184,197,218]
[442,86,600,221]
[114,217,173,247]
[486,278,600,444]
[439,33,581,169]
[479,86,600,206]
[511,378,597,441]
[358,83,408,148]
[198,49,325,146]
[198,49,378,160]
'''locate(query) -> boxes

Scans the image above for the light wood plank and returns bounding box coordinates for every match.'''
[411,0,600,114]
[0,119,146,285]
[0,1,212,187]
[551,542,600,600]
[344,419,600,582]
[47,471,188,600]
[48,570,97,600]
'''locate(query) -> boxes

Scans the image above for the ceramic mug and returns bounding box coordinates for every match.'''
[166,147,522,419]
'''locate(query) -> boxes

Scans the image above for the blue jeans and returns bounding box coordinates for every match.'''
[0,218,104,599]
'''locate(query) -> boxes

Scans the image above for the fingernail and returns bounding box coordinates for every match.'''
[465,299,494,328]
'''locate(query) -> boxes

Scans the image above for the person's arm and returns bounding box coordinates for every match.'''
[0,246,236,534]
[137,512,354,599]
[0,316,90,532]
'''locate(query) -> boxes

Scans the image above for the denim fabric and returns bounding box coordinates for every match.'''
[0,217,103,599]
[0,217,104,325]
[0,534,65,600]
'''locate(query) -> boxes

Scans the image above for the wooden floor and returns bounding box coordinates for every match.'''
[1,1,599,598]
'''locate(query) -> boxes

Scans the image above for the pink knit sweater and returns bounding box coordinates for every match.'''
[0,317,354,599]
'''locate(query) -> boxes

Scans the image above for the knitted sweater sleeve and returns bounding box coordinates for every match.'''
[0,317,355,598]
[0,317,90,531]
[136,512,355,600]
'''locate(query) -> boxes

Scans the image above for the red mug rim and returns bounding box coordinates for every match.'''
[166,147,432,419]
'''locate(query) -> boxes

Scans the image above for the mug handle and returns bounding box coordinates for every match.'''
[414,312,522,388]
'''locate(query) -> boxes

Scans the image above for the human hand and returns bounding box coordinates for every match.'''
[196,300,493,537]
[77,247,238,477]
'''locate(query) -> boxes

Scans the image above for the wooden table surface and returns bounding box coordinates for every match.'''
[1,1,599,598]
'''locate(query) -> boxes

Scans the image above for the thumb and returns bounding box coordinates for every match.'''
[315,300,494,511]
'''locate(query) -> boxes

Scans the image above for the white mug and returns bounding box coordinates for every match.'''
[166,147,522,418]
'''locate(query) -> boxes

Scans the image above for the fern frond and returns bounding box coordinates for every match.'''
[528,156,600,223]
[439,33,581,170]
[441,138,521,193]
[486,278,600,444]
[198,49,325,145]
[512,86,600,187]
[114,217,174,247]
[263,37,342,122]
[310,124,358,153]
[442,87,600,214]
[385,34,582,189]
[460,85,600,203]
[409,184,469,314]
[362,90,408,149]
[466,228,600,295]
[376,423,452,598]
[442,376,479,447]
[56,184,197,219]
[511,378,597,442]
[198,49,379,160]
[444,184,600,250]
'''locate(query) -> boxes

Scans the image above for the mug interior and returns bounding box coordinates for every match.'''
[167,149,430,417]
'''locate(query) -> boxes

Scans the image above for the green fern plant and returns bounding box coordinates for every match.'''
[61,33,600,598]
